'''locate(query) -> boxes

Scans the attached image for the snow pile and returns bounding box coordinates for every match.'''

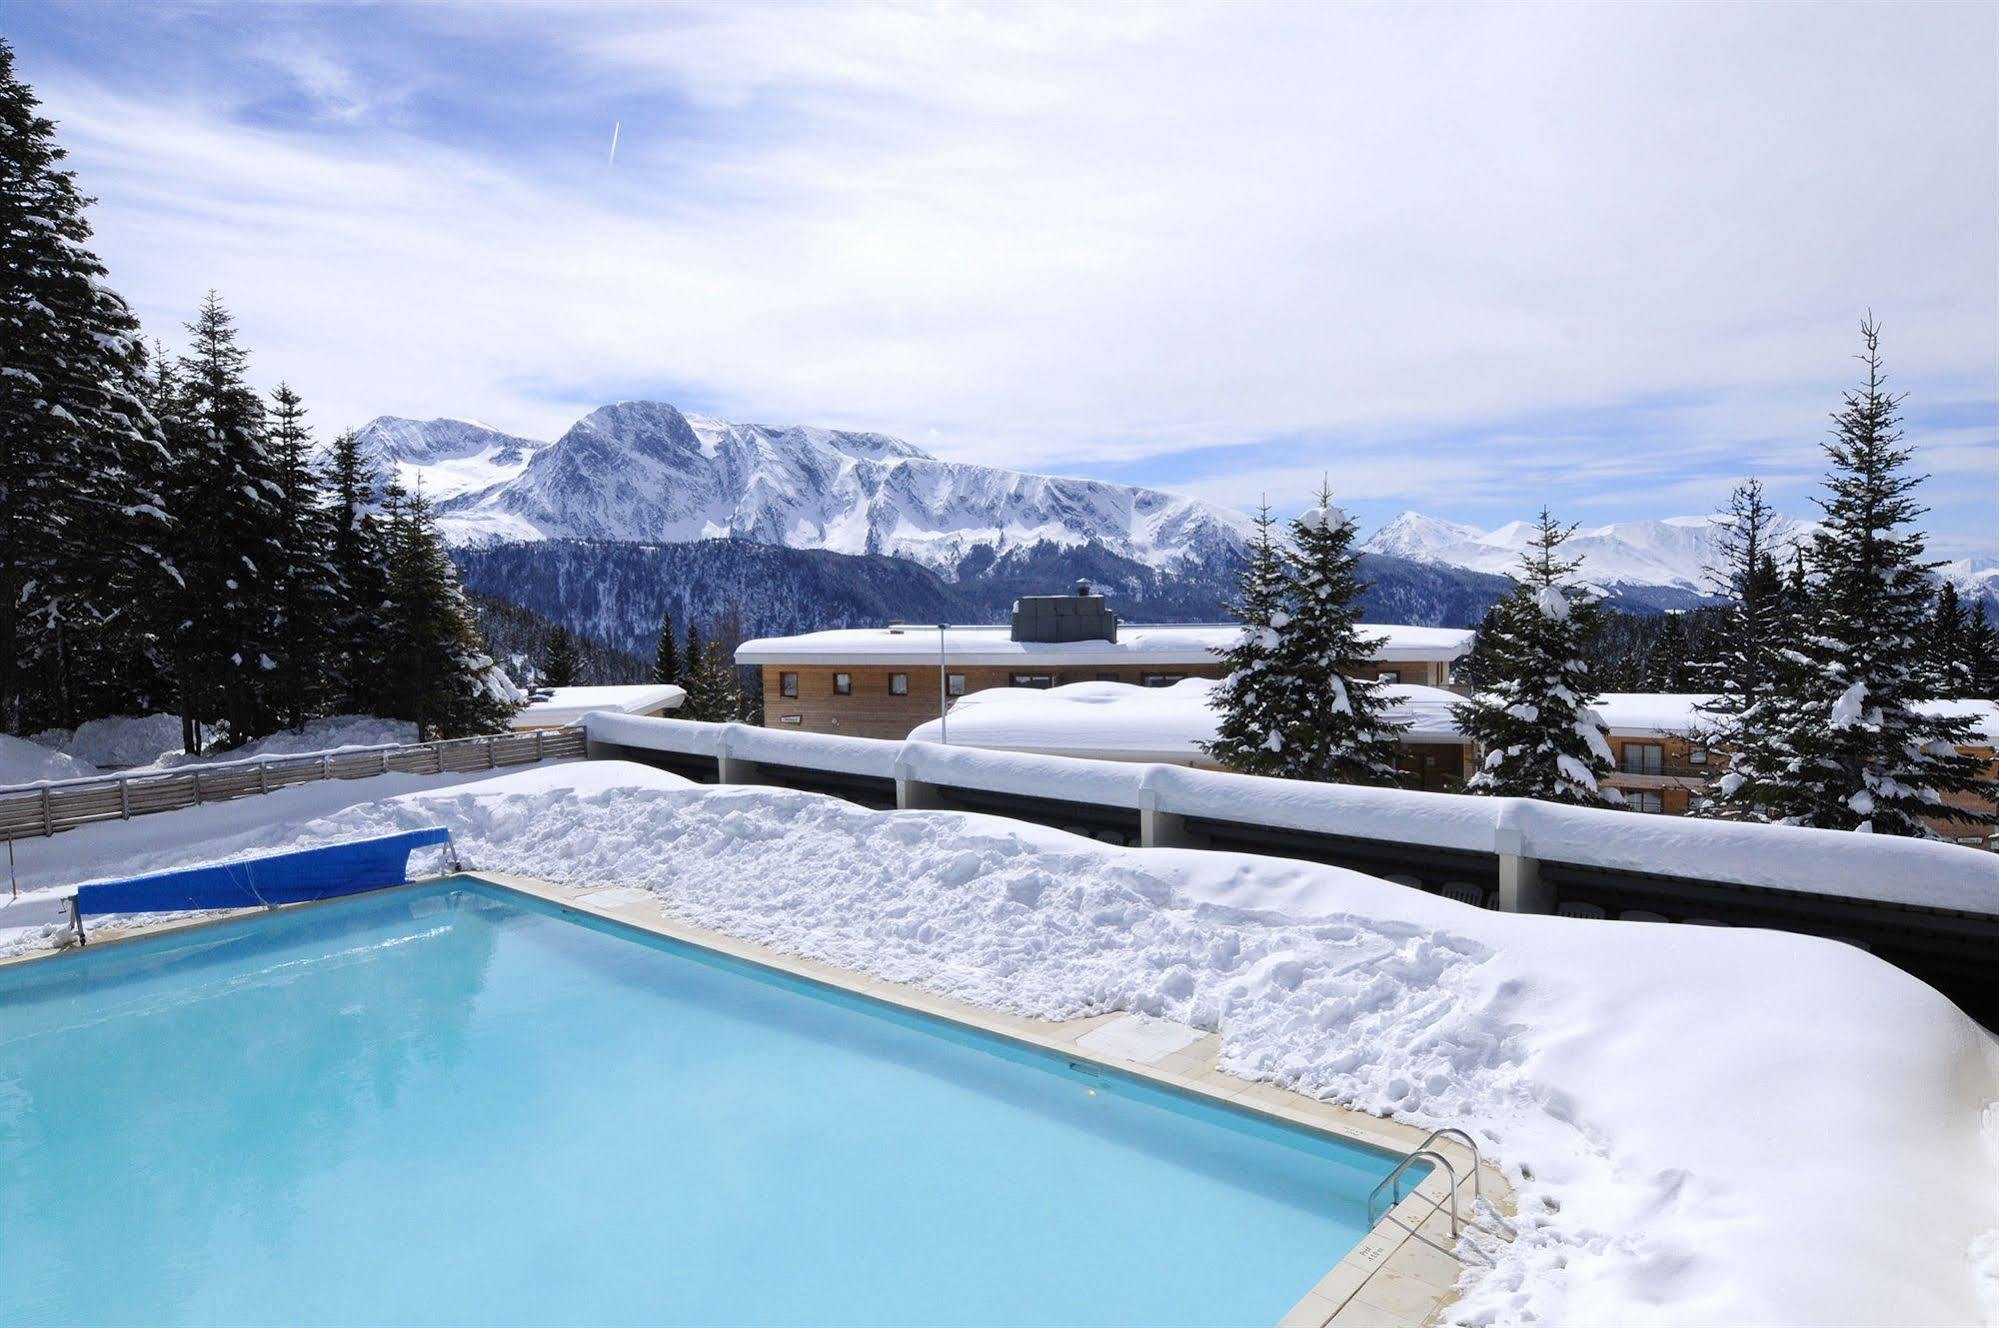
[908,678,1467,761]
[145,716,418,770]
[32,712,185,769]
[13,762,1994,1325]
[0,734,95,787]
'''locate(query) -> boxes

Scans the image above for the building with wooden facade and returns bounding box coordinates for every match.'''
[736,583,1476,742]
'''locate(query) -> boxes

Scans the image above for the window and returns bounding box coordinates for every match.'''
[1628,790,1664,814]
[946,674,967,696]
[1011,674,1054,689]
[889,673,909,695]
[1095,672,1120,682]
[1689,747,1709,765]
[1378,669,1402,685]
[1621,743,1664,775]
[833,673,852,695]
[779,672,799,699]
[1140,673,1186,688]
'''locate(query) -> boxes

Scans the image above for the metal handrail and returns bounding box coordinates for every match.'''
[1365,1126,1513,1266]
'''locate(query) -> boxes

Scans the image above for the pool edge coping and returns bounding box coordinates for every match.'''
[2,871,1508,1327]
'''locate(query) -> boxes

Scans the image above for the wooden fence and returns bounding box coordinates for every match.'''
[0,727,586,841]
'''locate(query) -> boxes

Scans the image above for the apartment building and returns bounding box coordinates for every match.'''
[735,582,1476,742]
[1594,692,1998,846]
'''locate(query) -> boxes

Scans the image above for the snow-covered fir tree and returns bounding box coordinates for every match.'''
[1271,490,1407,784]
[159,293,290,751]
[1200,503,1296,776]
[1451,510,1620,805]
[323,429,395,713]
[0,39,172,733]
[677,631,744,722]
[380,486,519,740]
[1696,479,1797,820]
[541,626,583,687]
[1735,320,1995,835]
[652,609,681,686]
[1923,582,1999,699]
[264,383,340,730]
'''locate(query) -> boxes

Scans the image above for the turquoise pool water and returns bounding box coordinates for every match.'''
[0,881,1401,1326]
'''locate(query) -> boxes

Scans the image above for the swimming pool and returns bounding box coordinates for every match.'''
[0,880,1407,1326]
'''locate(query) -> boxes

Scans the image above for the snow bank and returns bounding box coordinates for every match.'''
[147,715,418,770]
[585,716,1999,912]
[0,734,95,787]
[34,712,184,769]
[583,714,905,781]
[13,761,1990,1325]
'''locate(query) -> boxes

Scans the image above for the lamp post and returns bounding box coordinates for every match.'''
[936,624,950,743]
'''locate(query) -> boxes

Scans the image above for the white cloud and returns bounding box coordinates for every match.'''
[28,0,1997,543]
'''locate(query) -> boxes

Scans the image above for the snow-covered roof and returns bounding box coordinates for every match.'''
[1589,693,1999,744]
[1919,699,1999,746]
[509,685,686,728]
[906,678,1467,763]
[1590,693,1714,736]
[735,622,1474,668]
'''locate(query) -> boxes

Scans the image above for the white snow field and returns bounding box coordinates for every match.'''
[4,759,1994,1326]
[29,712,184,769]
[22,713,417,775]
[0,733,95,785]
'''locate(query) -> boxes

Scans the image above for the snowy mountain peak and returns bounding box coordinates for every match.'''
[1362,510,1820,593]
[390,400,1253,578]
[353,416,548,502]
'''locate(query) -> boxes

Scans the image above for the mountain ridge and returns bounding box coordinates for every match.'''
[357,403,1253,578]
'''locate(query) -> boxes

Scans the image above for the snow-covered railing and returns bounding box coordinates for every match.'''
[580,713,1999,917]
[0,727,586,841]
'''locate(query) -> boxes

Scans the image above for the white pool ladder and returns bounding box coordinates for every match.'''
[1365,1127,1515,1266]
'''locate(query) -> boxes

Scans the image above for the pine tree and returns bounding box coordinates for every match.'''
[679,639,742,723]
[1451,510,1620,806]
[380,487,519,740]
[324,429,395,713]
[1697,480,1802,820]
[264,383,339,729]
[0,40,172,733]
[1270,488,1407,784]
[651,609,681,686]
[1201,503,1297,776]
[1923,582,1981,697]
[1746,320,1995,835]
[160,293,288,750]
[682,620,705,686]
[542,625,583,687]
[1645,612,1692,691]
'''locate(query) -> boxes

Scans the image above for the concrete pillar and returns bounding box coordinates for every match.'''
[716,754,759,784]
[894,764,949,811]
[1493,825,1554,914]
[1139,793,1205,849]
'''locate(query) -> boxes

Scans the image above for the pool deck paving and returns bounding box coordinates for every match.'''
[11,871,1512,1328]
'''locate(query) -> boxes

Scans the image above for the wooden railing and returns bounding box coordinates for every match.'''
[0,727,586,841]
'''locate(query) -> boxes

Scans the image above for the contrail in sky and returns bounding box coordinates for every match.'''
[609,121,620,165]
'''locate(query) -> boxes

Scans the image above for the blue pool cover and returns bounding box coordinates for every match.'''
[74,827,453,916]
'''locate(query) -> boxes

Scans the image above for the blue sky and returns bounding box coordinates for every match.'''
[10,2,1996,556]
